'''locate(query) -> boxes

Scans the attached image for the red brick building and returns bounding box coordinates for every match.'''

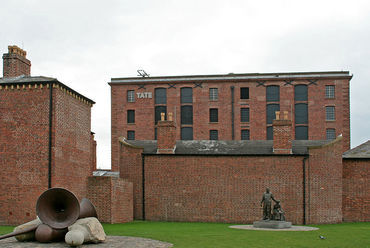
[109,71,352,171]
[0,46,97,225]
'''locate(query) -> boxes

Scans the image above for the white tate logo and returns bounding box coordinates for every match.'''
[136,92,152,98]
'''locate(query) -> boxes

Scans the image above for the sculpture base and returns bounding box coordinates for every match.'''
[253,220,292,229]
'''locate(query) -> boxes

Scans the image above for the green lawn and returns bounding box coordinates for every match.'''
[1,222,369,247]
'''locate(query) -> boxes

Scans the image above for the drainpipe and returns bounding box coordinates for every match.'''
[230,86,235,140]
[48,83,53,189]
[302,156,308,225]
[142,154,146,220]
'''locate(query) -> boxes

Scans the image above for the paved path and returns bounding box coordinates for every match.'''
[229,225,319,231]
[0,236,173,248]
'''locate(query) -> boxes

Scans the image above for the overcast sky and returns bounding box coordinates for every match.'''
[1,0,370,169]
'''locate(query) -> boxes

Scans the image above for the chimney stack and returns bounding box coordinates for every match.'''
[156,112,176,154]
[3,45,31,78]
[273,111,292,154]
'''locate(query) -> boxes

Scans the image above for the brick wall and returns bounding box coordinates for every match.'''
[87,176,133,223]
[306,137,343,224]
[342,159,370,222]
[119,140,144,219]
[144,155,305,224]
[52,86,93,200]
[0,85,50,225]
[111,77,351,170]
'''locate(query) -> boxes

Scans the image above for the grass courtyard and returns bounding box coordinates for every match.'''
[1,221,369,247]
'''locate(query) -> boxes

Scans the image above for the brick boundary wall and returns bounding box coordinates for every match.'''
[87,176,133,223]
[342,159,370,222]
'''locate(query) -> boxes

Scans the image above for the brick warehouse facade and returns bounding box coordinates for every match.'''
[109,72,352,172]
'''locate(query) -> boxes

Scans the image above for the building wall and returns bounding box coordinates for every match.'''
[342,159,370,222]
[0,83,95,225]
[52,86,94,200]
[0,84,50,225]
[306,138,343,224]
[87,176,133,223]
[111,77,350,171]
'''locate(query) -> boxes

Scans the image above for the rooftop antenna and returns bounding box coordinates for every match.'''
[137,69,150,77]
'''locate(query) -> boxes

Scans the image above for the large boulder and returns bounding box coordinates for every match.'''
[65,217,105,246]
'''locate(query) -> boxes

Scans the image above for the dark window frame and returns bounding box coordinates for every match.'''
[326,128,336,140]
[326,106,335,120]
[295,103,308,124]
[155,88,167,104]
[181,87,193,104]
[294,85,308,101]
[240,108,250,123]
[240,87,249,99]
[266,104,280,124]
[127,110,135,124]
[266,85,280,102]
[209,130,218,140]
[209,108,218,123]
[127,130,135,140]
[241,129,250,140]
[295,126,308,140]
[181,127,193,140]
[155,106,167,124]
[181,105,193,124]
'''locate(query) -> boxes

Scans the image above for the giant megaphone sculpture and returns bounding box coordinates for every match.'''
[0,188,97,242]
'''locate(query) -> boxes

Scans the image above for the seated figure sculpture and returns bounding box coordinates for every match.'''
[272,200,286,221]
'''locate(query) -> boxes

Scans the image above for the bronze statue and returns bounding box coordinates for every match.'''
[260,188,277,220]
[272,200,285,221]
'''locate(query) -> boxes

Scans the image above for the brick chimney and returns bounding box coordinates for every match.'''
[157,112,176,154]
[273,111,292,154]
[3,45,31,78]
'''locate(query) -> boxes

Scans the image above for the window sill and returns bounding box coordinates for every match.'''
[209,122,218,124]
[127,123,136,125]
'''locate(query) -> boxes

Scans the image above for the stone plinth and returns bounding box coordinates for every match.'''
[253,220,292,229]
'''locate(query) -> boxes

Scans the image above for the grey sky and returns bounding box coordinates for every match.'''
[1,0,370,169]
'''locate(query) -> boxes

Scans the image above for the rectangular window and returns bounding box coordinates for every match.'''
[210,130,218,140]
[240,108,250,122]
[325,85,335,98]
[209,108,218,122]
[181,105,193,124]
[155,88,167,104]
[266,104,280,124]
[326,128,336,140]
[154,128,157,140]
[127,90,135,102]
[181,127,193,140]
[241,129,250,140]
[267,126,273,140]
[295,103,308,124]
[155,106,167,124]
[326,106,335,120]
[266,86,280,102]
[294,85,308,101]
[127,130,135,140]
[295,126,308,140]
[240,87,249,99]
[181,87,193,103]
[127,110,135,123]
[209,88,218,101]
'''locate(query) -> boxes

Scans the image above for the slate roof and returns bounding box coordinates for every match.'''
[0,75,95,104]
[343,140,370,158]
[122,139,330,155]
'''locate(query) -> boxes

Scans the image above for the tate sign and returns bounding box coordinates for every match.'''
[137,92,152,99]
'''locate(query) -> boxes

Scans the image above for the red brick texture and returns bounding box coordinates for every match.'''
[306,137,343,224]
[119,140,144,219]
[111,76,351,170]
[157,120,176,154]
[0,85,50,225]
[273,119,292,154]
[342,159,370,222]
[0,83,95,225]
[52,86,94,200]
[87,176,133,223]
[2,46,31,78]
